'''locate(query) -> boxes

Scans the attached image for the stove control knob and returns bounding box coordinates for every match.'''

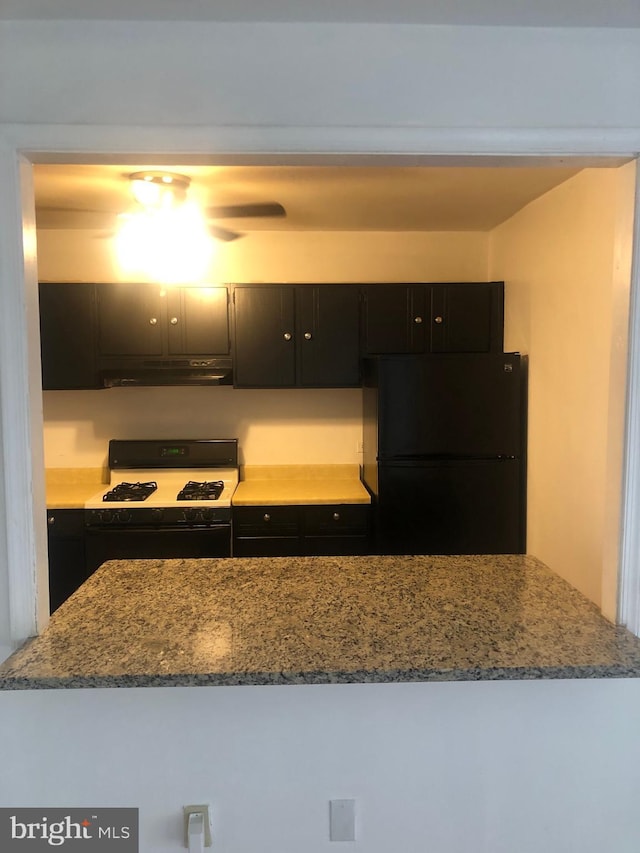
[119,510,132,524]
[202,508,213,521]
[151,508,164,523]
[183,508,196,522]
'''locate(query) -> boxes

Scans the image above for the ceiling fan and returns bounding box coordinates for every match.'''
[35,170,287,241]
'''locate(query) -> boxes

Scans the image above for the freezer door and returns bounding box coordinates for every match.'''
[378,354,523,459]
[377,459,525,555]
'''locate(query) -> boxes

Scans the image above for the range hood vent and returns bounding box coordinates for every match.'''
[99,357,233,388]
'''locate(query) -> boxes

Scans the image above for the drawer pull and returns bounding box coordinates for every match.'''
[263,513,271,522]
[47,515,55,526]
[332,512,340,521]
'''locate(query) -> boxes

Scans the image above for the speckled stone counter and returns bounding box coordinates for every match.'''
[2,555,640,690]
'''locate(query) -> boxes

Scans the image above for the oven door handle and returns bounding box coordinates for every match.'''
[85,524,232,533]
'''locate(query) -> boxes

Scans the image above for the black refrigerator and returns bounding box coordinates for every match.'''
[362,353,527,555]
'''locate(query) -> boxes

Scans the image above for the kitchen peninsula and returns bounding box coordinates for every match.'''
[2,554,640,689]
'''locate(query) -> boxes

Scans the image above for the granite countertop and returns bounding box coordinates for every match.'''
[2,554,640,690]
[233,464,371,506]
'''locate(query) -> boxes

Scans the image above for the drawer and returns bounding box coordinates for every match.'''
[46,508,85,538]
[303,505,368,536]
[233,505,300,537]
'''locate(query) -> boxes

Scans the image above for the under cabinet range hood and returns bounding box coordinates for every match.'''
[99,357,233,388]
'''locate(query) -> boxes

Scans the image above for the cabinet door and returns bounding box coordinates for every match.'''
[429,282,504,353]
[233,505,302,556]
[97,283,164,356]
[233,286,296,387]
[167,286,229,355]
[296,285,361,386]
[46,509,91,613]
[362,285,426,354]
[39,283,100,390]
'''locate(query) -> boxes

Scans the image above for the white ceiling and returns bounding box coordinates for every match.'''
[2,0,640,27]
[35,163,594,236]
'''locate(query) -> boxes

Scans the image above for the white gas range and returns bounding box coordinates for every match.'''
[84,439,239,566]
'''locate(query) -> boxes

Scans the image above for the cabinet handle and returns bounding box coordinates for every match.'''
[283,332,292,341]
[434,315,444,324]
[263,513,271,522]
[332,512,340,521]
[304,332,313,340]
[47,515,55,526]
[170,316,179,325]
[149,317,158,326]
[414,316,423,324]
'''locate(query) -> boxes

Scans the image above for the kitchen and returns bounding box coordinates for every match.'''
[34,160,635,620]
[3,11,640,852]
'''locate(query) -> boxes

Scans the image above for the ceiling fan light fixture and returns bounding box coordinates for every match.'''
[129,171,190,209]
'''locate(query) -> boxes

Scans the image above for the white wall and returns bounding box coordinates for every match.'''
[1,22,640,130]
[2,680,640,853]
[37,229,487,468]
[489,165,635,614]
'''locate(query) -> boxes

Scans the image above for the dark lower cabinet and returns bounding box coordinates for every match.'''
[233,504,370,557]
[46,509,94,614]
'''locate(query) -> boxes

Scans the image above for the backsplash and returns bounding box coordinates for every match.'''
[42,385,363,468]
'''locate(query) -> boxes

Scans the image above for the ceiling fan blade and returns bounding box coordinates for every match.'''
[206,202,286,219]
[209,224,244,242]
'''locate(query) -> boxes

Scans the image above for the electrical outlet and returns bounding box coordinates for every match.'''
[330,799,356,842]
[183,804,212,848]
[356,440,364,454]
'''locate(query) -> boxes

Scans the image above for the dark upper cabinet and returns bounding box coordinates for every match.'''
[233,285,296,387]
[39,282,101,390]
[97,283,164,356]
[232,284,360,388]
[362,284,426,354]
[167,286,230,355]
[97,283,230,358]
[362,282,504,355]
[296,285,360,387]
[429,283,504,353]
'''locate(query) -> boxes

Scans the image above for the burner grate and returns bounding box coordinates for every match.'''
[103,481,158,502]
[176,480,224,501]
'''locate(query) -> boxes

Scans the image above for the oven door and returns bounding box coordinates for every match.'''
[85,524,231,573]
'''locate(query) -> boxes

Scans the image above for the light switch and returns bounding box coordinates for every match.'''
[329,799,356,842]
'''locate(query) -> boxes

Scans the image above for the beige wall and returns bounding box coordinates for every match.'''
[489,165,635,612]
[37,229,489,284]
[38,229,488,468]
